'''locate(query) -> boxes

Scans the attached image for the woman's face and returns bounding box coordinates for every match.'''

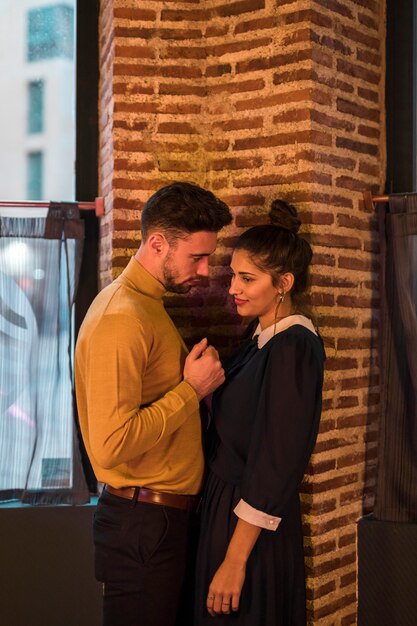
[229,249,281,329]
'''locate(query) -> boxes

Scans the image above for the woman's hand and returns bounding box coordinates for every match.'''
[206,557,246,616]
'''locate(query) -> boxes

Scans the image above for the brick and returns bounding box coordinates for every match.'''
[307,459,337,475]
[234,129,332,151]
[358,86,379,103]
[209,37,272,57]
[219,194,265,207]
[158,159,198,172]
[358,124,380,139]
[113,8,156,21]
[314,435,360,454]
[296,149,356,171]
[358,12,378,30]
[311,274,355,288]
[313,593,357,620]
[206,63,232,77]
[340,24,380,50]
[159,28,203,40]
[337,97,379,122]
[342,612,357,626]
[304,539,337,557]
[337,58,380,85]
[235,214,269,227]
[157,122,198,134]
[214,0,265,18]
[336,175,369,192]
[234,16,277,34]
[312,32,352,55]
[359,160,379,176]
[337,336,372,350]
[357,48,381,66]
[306,580,336,601]
[237,48,312,74]
[320,315,357,328]
[236,88,332,111]
[338,452,365,469]
[210,78,265,95]
[337,294,378,308]
[205,24,229,37]
[164,45,207,60]
[340,487,364,505]
[337,396,360,409]
[338,255,375,271]
[161,8,208,21]
[213,117,263,132]
[114,44,155,59]
[209,156,263,171]
[160,65,203,79]
[313,0,354,19]
[339,532,356,548]
[303,473,359,494]
[284,9,332,28]
[336,137,378,156]
[114,157,154,172]
[204,139,229,151]
[312,253,336,266]
[113,83,153,95]
[159,83,206,96]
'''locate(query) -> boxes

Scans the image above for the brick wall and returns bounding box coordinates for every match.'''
[98,1,386,623]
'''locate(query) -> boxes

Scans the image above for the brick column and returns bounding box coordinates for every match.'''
[98,1,386,623]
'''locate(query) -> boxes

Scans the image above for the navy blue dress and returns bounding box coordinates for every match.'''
[195,324,325,625]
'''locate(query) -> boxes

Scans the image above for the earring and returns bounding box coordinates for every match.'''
[280,292,285,303]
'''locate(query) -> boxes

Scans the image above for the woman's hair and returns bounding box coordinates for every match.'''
[234,199,313,310]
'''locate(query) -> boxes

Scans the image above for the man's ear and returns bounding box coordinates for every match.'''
[147,232,168,256]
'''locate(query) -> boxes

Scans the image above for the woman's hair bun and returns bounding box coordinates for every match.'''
[268,199,301,234]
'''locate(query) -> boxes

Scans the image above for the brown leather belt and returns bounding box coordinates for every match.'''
[105,485,200,511]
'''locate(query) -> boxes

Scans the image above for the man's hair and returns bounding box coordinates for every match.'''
[141,181,232,241]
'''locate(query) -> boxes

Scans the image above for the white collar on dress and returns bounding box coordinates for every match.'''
[252,314,317,349]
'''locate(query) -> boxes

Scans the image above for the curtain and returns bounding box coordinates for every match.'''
[375,194,417,522]
[0,203,89,504]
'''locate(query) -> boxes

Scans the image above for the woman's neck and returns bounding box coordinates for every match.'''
[258,301,296,330]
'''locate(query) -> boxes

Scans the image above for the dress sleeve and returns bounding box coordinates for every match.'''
[78,313,199,469]
[239,331,323,518]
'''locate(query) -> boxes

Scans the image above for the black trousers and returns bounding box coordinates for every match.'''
[93,490,197,626]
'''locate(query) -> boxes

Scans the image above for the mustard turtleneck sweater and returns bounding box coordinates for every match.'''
[75,258,203,495]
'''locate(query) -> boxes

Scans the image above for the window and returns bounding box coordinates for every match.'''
[28,80,44,134]
[27,152,43,200]
[27,5,74,62]
[0,2,76,202]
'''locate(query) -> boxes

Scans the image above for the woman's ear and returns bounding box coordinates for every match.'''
[278,272,295,296]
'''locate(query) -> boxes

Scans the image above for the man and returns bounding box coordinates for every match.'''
[75,182,232,626]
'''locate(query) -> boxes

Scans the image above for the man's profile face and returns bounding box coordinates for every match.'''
[162,231,217,294]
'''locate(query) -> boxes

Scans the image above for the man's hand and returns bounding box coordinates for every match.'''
[183,338,225,400]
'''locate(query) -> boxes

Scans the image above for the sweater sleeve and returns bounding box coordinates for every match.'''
[78,313,199,469]
[239,331,323,518]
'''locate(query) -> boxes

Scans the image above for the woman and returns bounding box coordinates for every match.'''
[195,200,325,625]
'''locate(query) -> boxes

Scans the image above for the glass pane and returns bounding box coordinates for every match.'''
[0,1,76,201]
[27,152,43,199]
[28,80,44,133]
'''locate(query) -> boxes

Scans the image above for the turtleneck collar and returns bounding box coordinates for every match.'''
[117,257,166,300]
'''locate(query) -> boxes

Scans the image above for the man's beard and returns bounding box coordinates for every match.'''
[162,256,194,294]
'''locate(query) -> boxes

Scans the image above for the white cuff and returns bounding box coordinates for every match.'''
[234,498,281,531]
